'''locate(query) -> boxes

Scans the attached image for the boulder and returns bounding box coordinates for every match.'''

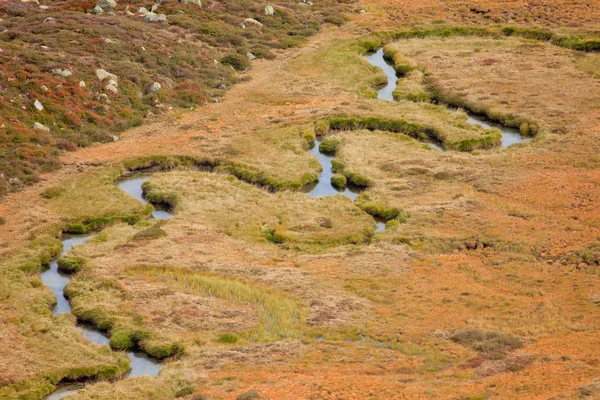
[146,81,161,94]
[144,12,167,23]
[241,18,262,29]
[33,122,49,132]
[50,68,72,77]
[105,82,118,94]
[180,0,201,5]
[96,0,116,11]
[33,100,43,111]
[95,68,117,82]
[264,5,274,15]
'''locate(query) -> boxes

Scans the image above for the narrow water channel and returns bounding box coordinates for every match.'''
[364,48,531,148]
[42,175,170,399]
[304,139,386,232]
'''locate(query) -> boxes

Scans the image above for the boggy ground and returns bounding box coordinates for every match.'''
[2,1,600,399]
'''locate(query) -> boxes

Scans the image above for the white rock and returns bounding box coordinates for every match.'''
[112,135,119,141]
[246,52,256,60]
[147,81,161,94]
[33,122,49,132]
[93,5,104,14]
[241,18,262,29]
[180,0,201,6]
[39,5,49,10]
[107,79,118,88]
[138,7,150,15]
[40,85,48,92]
[43,17,56,23]
[99,93,110,103]
[144,13,167,23]
[33,99,43,111]
[103,38,119,44]
[151,4,159,12]
[96,0,116,11]
[105,82,118,94]
[51,68,72,77]
[264,5,274,15]
[79,81,86,88]
[95,69,117,82]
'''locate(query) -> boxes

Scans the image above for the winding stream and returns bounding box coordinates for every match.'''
[304,139,386,232]
[42,176,170,399]
[364,48,531,148]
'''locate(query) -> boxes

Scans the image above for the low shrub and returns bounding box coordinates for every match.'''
[216,332,239,344]
[221,53,251,71]
[450,330,524,360]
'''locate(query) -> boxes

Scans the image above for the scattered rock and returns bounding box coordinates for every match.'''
[151,4,159,12]
[112,135,119,141]
[98,93,110,103]
[106,11,116,16]
[43,17,57,23]
[144,12,168,23]
[39,5,49,9]
[33,122,49,132]
[359,9,366,13]
[103,38,120,44]
[79,81,86,88]
[105,80,118,94]
[40,85,48,92]
[93,5,104,14]
[33,100,43,111]
[50,68,73,77]
[241,18,262,29]
[246,52,256,60]
[264,5,274,15]
[96,0,117,11]
[146,81,161,94]
[180,0,202,5]
[218,84,227,90]
[95,68,117,82]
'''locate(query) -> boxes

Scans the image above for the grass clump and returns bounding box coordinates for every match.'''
[133,227,168,241]
[132,266,306,341]
[355,194,406,221]
[319,137,341,155]
[383,44,416,75]
[330,174,347,189]
[57,256,85,273]
[216,333,240,344]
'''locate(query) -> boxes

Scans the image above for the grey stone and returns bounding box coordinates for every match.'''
[264,5,274,15]
[33,100,43,111]
[246,52,256,60]
[96,0,116,11]
[147,81,161,94]
[33,122,50,132]
[51,68,72,77]
[180,0,201,6]
[144,12,167,23]
[93,5,104,14]
[95,68,117,82]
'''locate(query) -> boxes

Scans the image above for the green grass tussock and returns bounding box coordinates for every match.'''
[57,256,85,273]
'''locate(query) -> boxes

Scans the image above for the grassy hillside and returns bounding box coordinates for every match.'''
[0,0,347,195]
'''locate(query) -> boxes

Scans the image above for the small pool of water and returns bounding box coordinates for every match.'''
[465,115,531,147]
[365,48,397,101]
[117,174,172,219]
[304,140,360,200]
